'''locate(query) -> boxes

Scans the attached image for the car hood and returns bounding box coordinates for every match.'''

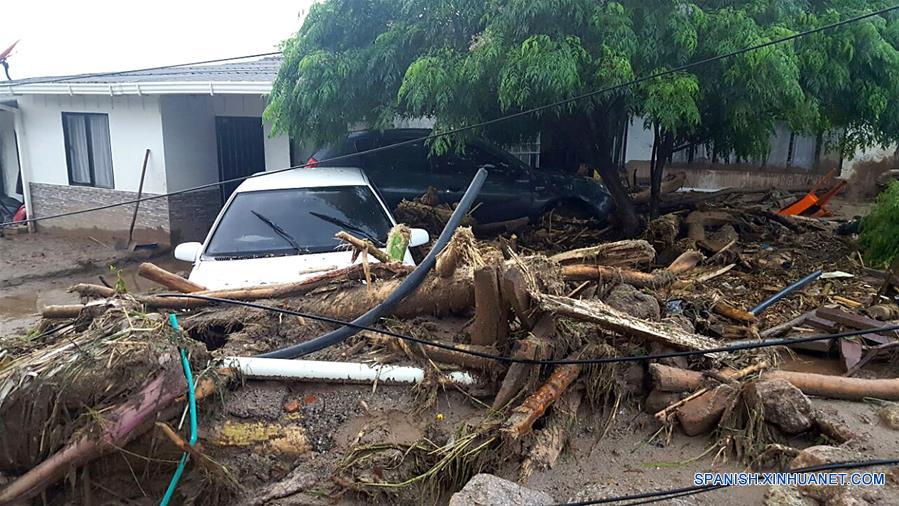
[188,250,409,291]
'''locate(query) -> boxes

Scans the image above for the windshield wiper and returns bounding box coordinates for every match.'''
[308,211,385,247]
[251,210,304,254]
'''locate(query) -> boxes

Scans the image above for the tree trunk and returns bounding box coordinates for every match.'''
[582,110,641,237]
[595,163,640,237]
[649,128,674,219]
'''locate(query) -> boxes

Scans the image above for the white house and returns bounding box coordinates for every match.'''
[0,57,307,243]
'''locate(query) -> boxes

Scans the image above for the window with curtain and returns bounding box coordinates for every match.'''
[62,113,114,188]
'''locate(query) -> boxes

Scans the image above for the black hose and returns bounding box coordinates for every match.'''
[257,168,488,359]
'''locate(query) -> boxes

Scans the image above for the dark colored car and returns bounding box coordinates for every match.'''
[308,129,613,223]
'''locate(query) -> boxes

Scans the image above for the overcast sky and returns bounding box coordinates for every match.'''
[3,1,317,79]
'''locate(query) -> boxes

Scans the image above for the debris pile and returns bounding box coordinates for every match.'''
[2,188,899,504]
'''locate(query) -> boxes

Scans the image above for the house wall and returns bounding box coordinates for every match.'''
[17,94,170,238]
[0,111,21,199]
[19,94,167,193]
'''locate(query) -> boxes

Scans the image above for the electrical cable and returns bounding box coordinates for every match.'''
[3,4,897,229]
[2,51,280,87]
[157,293,899,365]
[560,458,899,505]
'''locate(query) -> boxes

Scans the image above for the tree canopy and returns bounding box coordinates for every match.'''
[266,0,899,233]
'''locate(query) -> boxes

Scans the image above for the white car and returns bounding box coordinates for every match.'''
[174,167,430,290]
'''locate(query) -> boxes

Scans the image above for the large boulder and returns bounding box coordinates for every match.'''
[449,474,554,506]
[745,379,814,434]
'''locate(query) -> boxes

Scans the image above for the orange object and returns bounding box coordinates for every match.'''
[778,170,847,217]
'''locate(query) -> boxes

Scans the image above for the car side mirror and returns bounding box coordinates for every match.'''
[174,242,202,262]
[409,228,430,247]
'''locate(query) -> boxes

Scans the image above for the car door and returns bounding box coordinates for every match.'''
[430,143,534,222]
[358,136,431,210]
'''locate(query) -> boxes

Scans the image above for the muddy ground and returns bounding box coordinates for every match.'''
[0,231,189,336]
[3,194,899,505]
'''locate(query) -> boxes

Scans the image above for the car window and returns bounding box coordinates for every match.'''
[205,186,393,258]
[432,143,527,177]
[360,141,428,172]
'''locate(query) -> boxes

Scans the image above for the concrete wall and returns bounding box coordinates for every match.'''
[160,96,219,191]
[623,116,828,176]
[17,94,167,194]
[0,111,21,199]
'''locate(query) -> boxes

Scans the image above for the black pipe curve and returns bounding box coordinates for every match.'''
[256,167,488,359]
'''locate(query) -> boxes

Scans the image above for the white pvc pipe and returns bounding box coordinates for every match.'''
[223,357,478,386]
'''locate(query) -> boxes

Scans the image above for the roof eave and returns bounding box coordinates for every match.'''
[0,81,274,96]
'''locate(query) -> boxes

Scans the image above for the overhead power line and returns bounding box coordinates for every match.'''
[2,4,898,229]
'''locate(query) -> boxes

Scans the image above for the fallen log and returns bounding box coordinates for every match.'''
[502,362,581,438]
[685,211,736,252]
[675,384,738,436]
[336,231,391,263]
[137,262,205,293]
[41,304,84,319]
[559,249,701,288]
[759,311,814,339]
[435,227,481,278]
[538,294,722,352]
[68,283,116,299]
[712,301,757,323]
[0,362,185,504]
[765,370,899,401]
[473,216,530,237]
[631,172,687,204]
[493,315,556,409]
[655,362,768,422]
[138,263,412,310]
[469,265,509,346]
[520,388,583,479]
[549,239,656,267]
[560,264,675,288]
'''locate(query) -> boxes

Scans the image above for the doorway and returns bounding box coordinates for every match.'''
[215,116,265,203]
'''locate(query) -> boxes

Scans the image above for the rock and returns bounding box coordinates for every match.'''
[449,474,554,506]
[676,384,737,436]
[745,379,814,434]
[790,445,868,505]
[604,284,661,321]
[878,404,899,430]
[765,485,819,506]
[283,399,301,413]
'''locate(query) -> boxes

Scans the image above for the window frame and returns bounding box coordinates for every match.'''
[62,112,114,188]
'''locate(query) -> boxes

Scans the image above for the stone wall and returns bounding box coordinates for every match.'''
[30,183,171,242]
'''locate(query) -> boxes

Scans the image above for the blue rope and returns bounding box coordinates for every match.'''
[160,314,198,506]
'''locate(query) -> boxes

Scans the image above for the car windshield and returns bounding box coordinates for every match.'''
[205,186,393,258]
